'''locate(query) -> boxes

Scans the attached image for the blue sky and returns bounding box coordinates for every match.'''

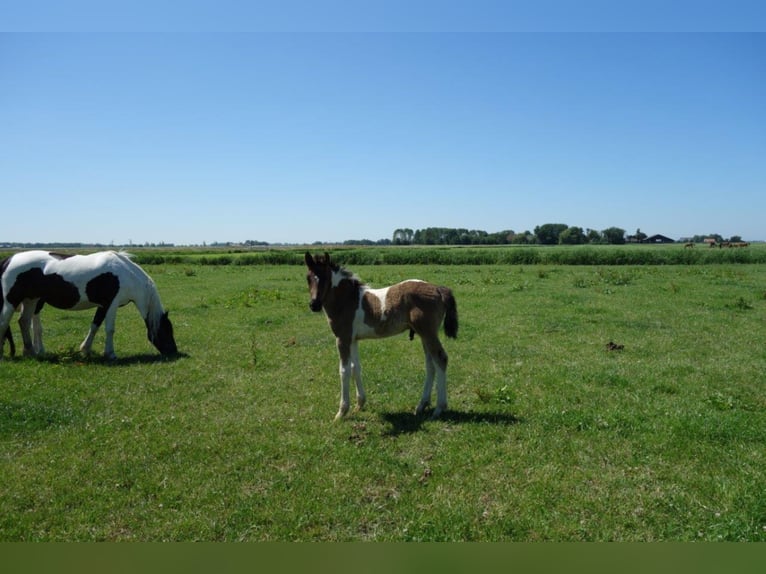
[2,11,765,244]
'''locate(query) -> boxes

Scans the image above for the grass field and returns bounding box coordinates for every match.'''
[1,248,765,540]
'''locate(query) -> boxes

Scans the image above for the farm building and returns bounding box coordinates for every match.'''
[644,234,676,244]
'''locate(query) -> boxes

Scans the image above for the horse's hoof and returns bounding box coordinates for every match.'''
[415,402,429,416]
[430,409,444,420]
[334,407,349,422]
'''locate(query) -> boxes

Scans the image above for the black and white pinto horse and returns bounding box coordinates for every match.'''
[305,252,458,421]
[0,251,177,360]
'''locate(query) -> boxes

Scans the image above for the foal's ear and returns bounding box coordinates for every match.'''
[324,252,331,264]
[305,252,315,269]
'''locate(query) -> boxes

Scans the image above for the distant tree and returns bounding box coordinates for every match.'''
[534,223,568,245]
[559,226,586,245]
[393,228,414,245]
[729,235,743,243]
[635,228,648,243]
[602,227,626,245]
[511,231,535,244]
[586,228,602,243]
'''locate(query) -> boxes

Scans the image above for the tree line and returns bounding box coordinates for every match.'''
[390,225,637,246]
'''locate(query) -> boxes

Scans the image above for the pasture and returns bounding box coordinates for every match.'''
[1,250,765,540]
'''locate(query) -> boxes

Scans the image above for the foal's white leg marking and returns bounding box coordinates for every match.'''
[416,341,436,416]
[336,354,352,421]
[350,341,366,411]
[433,362,448,419]
[416,338,448,419]
[336,340,366,420]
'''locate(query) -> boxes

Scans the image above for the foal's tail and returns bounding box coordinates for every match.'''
[439,286,459,339]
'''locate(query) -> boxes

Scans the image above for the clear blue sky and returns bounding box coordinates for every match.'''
[2,8,765,244]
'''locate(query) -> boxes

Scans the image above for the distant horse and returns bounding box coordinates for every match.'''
[305,252,458,421]
[0,250,177,360]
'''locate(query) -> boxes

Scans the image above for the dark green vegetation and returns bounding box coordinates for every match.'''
[125,243,765,266]
[1,246,765,540]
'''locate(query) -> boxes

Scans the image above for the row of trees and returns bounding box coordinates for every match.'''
[392,225,633,246]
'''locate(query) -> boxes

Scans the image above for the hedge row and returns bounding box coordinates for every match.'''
[129,245,766,267]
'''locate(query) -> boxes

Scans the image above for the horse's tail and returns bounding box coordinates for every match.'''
[0,256,9,310]
[3,327,15,357]
[0,256,15,357]
[439,286,458,339]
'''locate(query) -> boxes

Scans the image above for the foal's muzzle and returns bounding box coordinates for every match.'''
[310,299,323,312]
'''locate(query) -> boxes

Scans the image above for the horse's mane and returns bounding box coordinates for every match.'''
[335,265,365,287]
[108,251,163,331]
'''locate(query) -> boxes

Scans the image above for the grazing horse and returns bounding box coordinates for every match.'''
[0,250,177,360]
[305,252,458,421]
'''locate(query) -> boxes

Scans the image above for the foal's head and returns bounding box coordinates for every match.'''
[305,252,336,312]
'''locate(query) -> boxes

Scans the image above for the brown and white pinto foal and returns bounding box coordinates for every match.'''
[305,252,458,421]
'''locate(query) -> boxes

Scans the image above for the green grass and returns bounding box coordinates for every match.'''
[1,259,766,540]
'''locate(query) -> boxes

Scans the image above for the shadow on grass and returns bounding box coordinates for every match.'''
[381,409,523,436]
[109,352,190,366]
[22,351,190,366]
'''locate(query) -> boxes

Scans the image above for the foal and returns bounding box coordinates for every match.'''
[305,252,458,421]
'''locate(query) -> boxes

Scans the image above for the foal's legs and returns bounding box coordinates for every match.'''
[335,339,366,421]
[336,339,352,421]
[416,335,448,418]
[416,339,436,416]
[349,341,366,412]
